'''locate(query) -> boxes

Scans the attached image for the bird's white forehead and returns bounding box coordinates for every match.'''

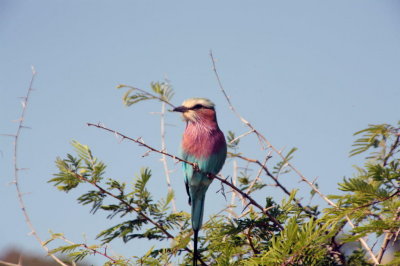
[181,98,215,108]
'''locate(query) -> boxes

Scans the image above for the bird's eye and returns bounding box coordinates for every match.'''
[191,104,203,110]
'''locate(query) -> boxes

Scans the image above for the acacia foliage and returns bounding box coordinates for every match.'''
[47,83,400,265]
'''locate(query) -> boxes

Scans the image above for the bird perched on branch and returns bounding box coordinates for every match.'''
[173,98,227,266]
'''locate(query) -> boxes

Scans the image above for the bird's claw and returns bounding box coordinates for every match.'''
[207,173,214,179]
[192,163,200,172]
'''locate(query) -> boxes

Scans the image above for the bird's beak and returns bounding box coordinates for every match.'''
[173,106,188,113]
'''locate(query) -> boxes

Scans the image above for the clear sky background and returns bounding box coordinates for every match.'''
[1,1,400,265]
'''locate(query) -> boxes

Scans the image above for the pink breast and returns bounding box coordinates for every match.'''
[182,124,226,158]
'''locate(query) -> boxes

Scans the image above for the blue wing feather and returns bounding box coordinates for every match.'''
[181,146,227,231]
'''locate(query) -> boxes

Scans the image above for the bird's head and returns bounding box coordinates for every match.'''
[173,98,216,123]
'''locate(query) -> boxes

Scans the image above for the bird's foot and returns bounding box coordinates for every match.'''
[192,163,200,172]
[207,173,214,179]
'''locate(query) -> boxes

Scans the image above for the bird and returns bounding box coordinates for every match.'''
[173,98,227,266]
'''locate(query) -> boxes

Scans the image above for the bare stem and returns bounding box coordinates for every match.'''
[228,160,240,218]
[160,102,177,212]
[12,67,69,266]
[229,130,255,145]
[246,225,259,255]
[0,260,21,266]
[376,207,400,263]
[245,153,271,195]
[383,134,400,166]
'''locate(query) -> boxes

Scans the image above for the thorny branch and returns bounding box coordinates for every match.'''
[11,67,68,266]
[87,122,284,230]
[209,51,379,264]
[232,153,314,217]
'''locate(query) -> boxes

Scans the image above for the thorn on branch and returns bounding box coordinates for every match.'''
[142,150,151,157]
[241,202,251,214]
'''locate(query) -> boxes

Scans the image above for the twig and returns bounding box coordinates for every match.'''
[233,153,314,217]
[351,190,400,212]
[228,160,240,218]
[209,51,379,264]
[245,225,259,255]
[245,153,271,195]
[209,52,253,129]
[55,235,120,264]
[214,174,283,230]
[87,122,284,230]
[0,260,20,266]
[117,84,176,109]
[376,207,400,263]
[383,134,400,166]
[160,102,177,212]
[229,130,255,145]
[12,67,69,266]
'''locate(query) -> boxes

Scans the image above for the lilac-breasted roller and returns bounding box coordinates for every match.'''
[173,98,227,265]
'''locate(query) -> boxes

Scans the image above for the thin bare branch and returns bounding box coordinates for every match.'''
[228,160,240,218]
[12,68,69,266]
[383,134,400,166]
[159,102,177,212]
[228,130,255,145]
[245,225,260,255]
[245,153,271,195]
[0,260,20,266]
[233,153,314,217]
[377,207,400,263]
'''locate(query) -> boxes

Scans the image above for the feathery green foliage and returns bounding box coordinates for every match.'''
[117,82,174,107]
[48,84,400,265]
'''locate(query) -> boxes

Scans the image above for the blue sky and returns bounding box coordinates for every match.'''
[1,1,400,264]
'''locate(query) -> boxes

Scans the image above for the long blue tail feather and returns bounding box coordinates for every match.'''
[191,193,206,231]
[191,191,206,265]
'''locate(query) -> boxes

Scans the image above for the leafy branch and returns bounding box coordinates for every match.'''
[117,82,175,108]
[50,140,207,265]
